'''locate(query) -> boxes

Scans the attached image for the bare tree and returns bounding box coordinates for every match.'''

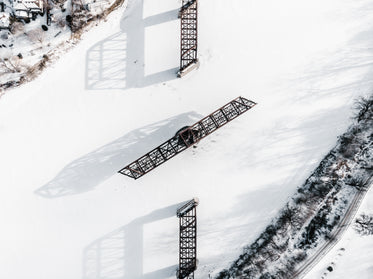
[56,15,66,28]
[0,50,22,73]
[27,29,45,44]
[1,58,14,73]
[354,96,373,122]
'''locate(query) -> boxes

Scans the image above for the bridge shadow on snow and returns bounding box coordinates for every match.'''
[85,0,179,90]
[83,202,183,279]
[34,112,202,198]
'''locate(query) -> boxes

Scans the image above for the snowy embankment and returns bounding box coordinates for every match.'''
[304,185,373,279]
[1,1,373,279]
[0,0,123,93]
[216,96,373,279]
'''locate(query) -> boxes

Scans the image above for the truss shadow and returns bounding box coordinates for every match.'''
[83,202,183,279]
[85,0,179,90]
[35,112,202,198]
[85,32,127,90]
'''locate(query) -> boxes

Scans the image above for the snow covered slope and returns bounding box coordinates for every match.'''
[304,186,373,279]
[1,0,373,278]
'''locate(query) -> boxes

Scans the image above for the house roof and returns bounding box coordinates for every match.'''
[13,0,42,11]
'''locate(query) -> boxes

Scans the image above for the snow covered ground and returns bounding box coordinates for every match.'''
[0,0,119,90]
[0,0,373,278]
[0,1,72,87]
[304,185,373,279]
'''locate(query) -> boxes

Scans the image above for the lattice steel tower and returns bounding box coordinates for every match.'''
[178,0,199,77]
[177,198,199,279]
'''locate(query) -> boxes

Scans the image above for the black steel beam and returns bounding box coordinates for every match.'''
[118,96,257,179]
[178,0,198,77]
[177,198,198,279]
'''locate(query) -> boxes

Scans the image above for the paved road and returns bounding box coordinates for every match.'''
[291,175,373,279]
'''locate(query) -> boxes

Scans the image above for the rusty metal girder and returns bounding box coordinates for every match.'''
[177,198,198,279]
[118,96,257,179]
[178,0,198,77]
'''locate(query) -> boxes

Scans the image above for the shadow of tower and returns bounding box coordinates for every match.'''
[83,202,184,279]
[86,0,179,90]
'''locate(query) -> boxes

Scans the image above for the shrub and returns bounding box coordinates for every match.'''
[354,214,373,235]
[10,21,24,35]
[56,15,66,28]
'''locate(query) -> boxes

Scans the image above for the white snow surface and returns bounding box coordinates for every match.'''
[1,0,373,278]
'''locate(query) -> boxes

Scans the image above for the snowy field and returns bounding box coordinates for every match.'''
[0,0,373,278]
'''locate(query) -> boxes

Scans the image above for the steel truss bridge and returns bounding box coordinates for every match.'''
[118,96,256,179]
[178,0,199,77]
[177,198,199,279]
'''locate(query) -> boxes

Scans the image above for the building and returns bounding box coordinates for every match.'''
[12,0,43,19]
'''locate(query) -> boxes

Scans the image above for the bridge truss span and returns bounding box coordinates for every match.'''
[178,0,199,77]
[118,96,257,179]
[177,198,199,279]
